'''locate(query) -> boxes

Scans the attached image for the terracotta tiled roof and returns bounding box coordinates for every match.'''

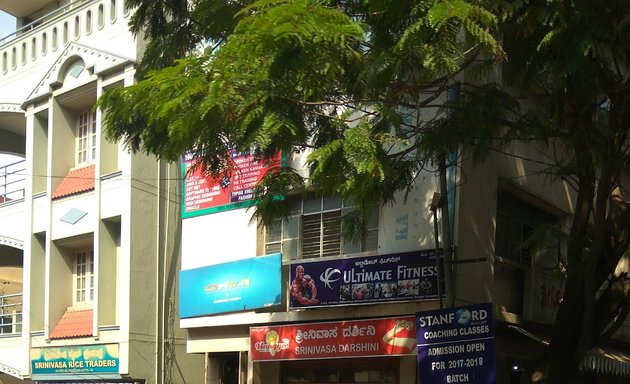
[52,164,95,199]
[50,308,93,339]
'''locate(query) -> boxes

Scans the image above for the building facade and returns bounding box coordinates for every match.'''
[0,1,203,383]
[1,2,629,384]
[177,122,630,382]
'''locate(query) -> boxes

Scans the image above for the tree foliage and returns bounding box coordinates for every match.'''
[445,1,630,382]
[101,0,500,224]
[497,1,630,382]
[99,0,630,382]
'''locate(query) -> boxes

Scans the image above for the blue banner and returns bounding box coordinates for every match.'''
[289,250,442,309]
[416,303,496,384]
[179,253,282,318]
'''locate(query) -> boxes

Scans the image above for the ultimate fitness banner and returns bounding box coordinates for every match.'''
[250,316,417,361]
[289,250,443,309]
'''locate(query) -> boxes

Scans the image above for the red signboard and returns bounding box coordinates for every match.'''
[250,316,417,361]
[182,149,282,218]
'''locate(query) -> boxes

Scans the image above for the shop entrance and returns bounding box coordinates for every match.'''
[209,352,241,384]
[282,357,398,384]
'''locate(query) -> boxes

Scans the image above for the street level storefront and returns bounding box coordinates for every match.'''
[250,316,418,384]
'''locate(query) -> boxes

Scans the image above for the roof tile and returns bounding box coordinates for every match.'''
[50,308,93,339]
[52,165,95,199]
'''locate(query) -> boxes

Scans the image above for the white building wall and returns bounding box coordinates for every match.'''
[0,1,206,382]
[182,208,259,270]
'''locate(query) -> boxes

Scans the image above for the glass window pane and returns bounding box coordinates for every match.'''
[283,216,299,240]
[265,221,282,243]
[288,198,302,215]
[323,196,342,210]
[302,197,321,214]
[282,238,298,261]
[265,243,281,255]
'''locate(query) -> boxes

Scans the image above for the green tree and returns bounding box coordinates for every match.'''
[445,1,630,382]
[98,0,630,382]
[498,1,630,382]
[101,0,499,228]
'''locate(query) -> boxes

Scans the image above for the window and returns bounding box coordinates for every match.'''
[42,33,47,55]
[31,37,37,60]
[74,250,94,305]
[110,0,117,23]
[265,196,379,260]
[63,22,69,45]
[74,16,80,40]
[494,189,559,316]
[86,10,93,34]
[98,4,104,29]
[76,109,97,165]
[52,27,58,50]
[495,190,557,265]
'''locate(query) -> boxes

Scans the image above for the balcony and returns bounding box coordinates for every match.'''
[0,293,21,336]
[0,0,132,106]
[0,159,25,249]
[0,160,25,205]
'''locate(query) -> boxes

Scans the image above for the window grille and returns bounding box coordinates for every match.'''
[265,196,379,260]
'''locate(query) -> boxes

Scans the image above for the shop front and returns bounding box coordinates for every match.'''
[250,316,418,384]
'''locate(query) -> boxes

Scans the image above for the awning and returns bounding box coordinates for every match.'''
[580,347,630,376]
[507,325,630,377]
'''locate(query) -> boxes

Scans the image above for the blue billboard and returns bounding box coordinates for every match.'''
[416,303,496,384]
[179,253,282,318]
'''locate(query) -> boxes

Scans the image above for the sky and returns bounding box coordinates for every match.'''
[0,11,18,167]
[0,11,16,40]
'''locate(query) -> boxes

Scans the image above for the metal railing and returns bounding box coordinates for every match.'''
[0,293,22,335]
[0,159,25,204]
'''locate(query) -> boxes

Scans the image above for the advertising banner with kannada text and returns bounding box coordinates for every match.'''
[289,250,443,309]
[179,253,282,318]
[182,149,282,218]
[250,316,417,361]
[416,303,496,384]
[31,344,119,375]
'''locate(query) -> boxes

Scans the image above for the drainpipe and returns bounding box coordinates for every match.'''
[161,162,170,384]
[441,83,459,308]
[431,192,444,309]
[155,159,164,384]
[438,158,454,308]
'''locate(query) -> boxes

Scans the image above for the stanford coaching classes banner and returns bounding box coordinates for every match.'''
[416,303,496,384]
[289,250,443,309]
[250,316,417,361]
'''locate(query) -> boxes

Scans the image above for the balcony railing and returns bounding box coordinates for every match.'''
[0,160,25,204]
[0,293,22,335]
[0,0,91,46]
[0,0,127,77]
